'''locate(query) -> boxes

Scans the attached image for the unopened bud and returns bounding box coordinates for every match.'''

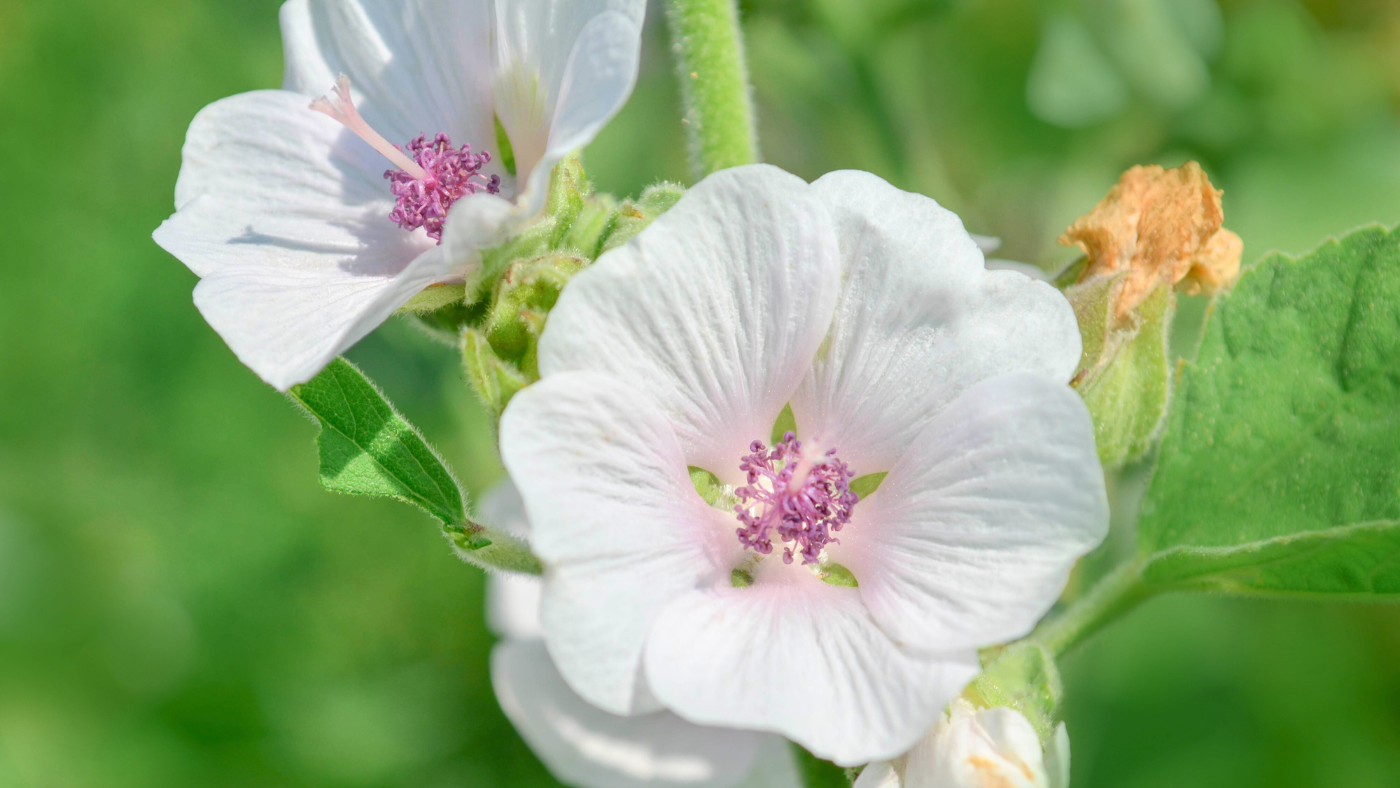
[855,700,1070,788]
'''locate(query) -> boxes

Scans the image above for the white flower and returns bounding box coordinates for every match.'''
[154,0,644,390]
[854,700,1071,788]
[479,480,804,788]
[498,164,1108,764]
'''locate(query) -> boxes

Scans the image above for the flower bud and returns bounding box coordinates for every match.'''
[855,700,1070,788]
[462,327,529,418]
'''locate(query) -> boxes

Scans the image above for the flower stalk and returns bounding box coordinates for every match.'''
[443,521,543,575]
[1028,558,1153,658]
[665,0,759,178]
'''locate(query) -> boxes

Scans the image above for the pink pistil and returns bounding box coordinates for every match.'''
[310,74,430,180]
[310,74,501,243]
[734,432,859,566]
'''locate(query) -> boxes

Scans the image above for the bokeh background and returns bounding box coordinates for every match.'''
[4,0,1400,785]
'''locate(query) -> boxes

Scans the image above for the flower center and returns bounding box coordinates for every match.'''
[310,74,501,244]
[734,431,858,566]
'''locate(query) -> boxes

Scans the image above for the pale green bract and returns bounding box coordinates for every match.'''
[1137,224,1400,596]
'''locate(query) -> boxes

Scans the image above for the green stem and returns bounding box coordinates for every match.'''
[444,522,543,575]
[1030,559,1153,657]
[665,0,759,179]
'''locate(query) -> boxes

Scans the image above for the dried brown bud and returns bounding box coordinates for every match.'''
[1060,162,1242,318]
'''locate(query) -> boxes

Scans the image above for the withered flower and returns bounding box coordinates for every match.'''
[1061,162,1242,319]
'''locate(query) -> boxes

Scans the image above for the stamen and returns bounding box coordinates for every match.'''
[734,432,859,566]
[785,436,827,495]
[310,74,502,243]
[385,134,500,242]
[310,74,429,180]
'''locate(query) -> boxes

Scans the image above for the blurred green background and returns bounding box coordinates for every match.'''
[3,0,1400,785]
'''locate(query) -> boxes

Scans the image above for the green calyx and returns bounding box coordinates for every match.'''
[599,182,685,254]
[396,157,686,418]
[689,466,736,510]
[966,642,1064,742]
[484,252,588,376]
[1066,271,1174,467]
[462,327,530,419]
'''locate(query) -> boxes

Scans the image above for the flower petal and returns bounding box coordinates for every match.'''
[970,234,1001,254]
[794,170,1081,474]
[1045,723,1071,788]
[443,4,645,280]
[188,248,456,390]
[492,0,645,178]
[153,90,459,390]
[644,581,980,766]
[477,476,530,539]
[166,90,389,231]
[537,165,841,481]
[492,639,765,788]
[488,572,543,640]
[499,371,736,715]
[836,373,1108,653]
[279,0,496,163]
[480,478,543,640]
[511,8,643,218]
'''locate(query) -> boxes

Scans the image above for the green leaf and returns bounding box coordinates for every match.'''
[289,358,466,525]
[1141,521,1400,595]
[1138,225,1400,596]
[290,358,542,576]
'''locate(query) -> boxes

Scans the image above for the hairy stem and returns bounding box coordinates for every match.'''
[665,0,759,179]
[444,522,543,575]
[1031,559,1153,657]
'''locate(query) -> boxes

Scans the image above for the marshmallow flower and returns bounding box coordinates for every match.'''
[154,0,644,390]
[853,700,1070,788]
[500,164,1108,765]
[480,481,804,788]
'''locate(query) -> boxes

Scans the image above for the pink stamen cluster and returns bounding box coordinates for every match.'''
[734,432,859,566]
[385,133,500,242]
[310,74,500,245]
